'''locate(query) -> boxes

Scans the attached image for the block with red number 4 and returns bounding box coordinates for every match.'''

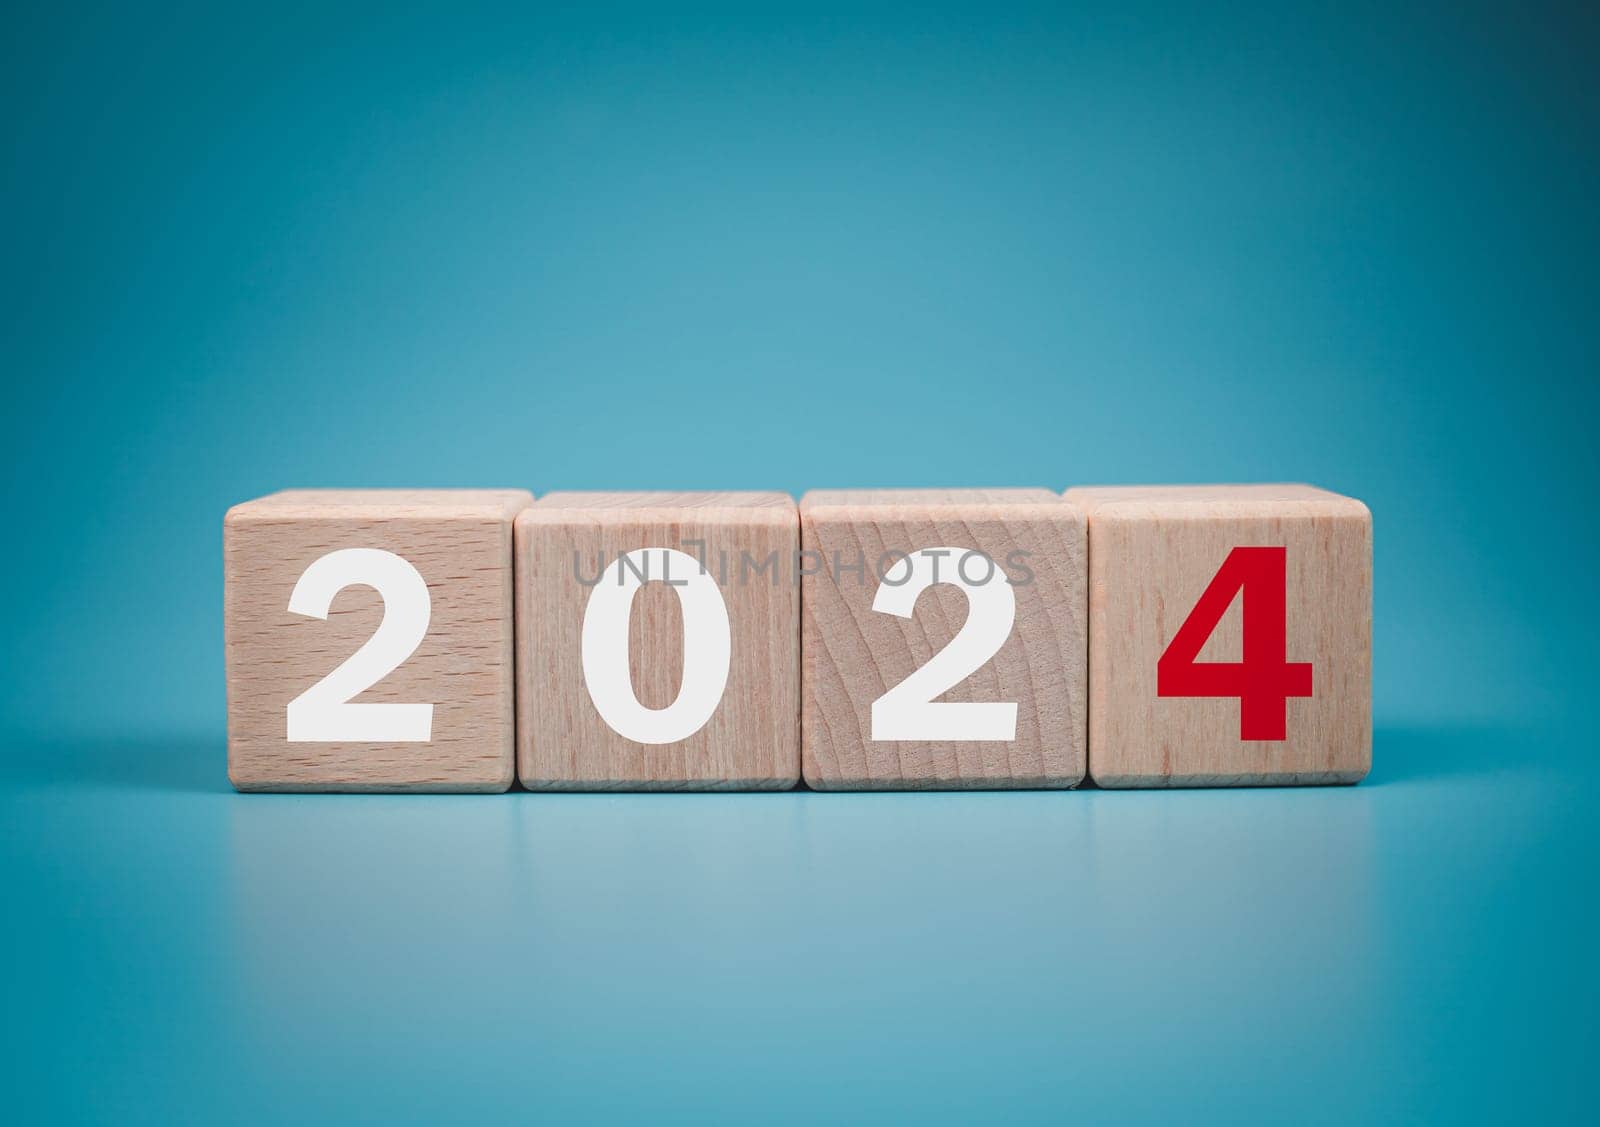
[1062,485,1371,787]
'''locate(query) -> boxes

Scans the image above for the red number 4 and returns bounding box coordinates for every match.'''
[1156,546,1312,741]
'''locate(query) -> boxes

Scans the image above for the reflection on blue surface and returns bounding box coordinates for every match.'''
[3,726,1592,1123]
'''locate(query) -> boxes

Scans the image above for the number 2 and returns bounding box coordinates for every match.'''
[1157,546,1312,740]
[285,548,434,742]
[871,547,1018,741]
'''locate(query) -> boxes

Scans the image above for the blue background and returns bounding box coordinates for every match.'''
[3,2,1595,1122]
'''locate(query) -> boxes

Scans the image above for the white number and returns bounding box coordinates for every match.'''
[870,547,1017,741]
[285,548,434,742]
[581,548,731,744]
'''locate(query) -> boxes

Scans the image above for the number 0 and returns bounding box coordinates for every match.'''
[581,548,732,744]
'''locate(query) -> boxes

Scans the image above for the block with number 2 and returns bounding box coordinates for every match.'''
[224,490,532,792]
[802,489,1088,790]
[1063,484,1372,787]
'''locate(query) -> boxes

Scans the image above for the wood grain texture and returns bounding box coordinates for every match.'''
[224,489,532,792]
[801,489,1087,790]
[516,491,799,790]
[1064,484,1372,787]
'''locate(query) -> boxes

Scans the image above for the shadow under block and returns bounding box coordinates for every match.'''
[1063,484,1372,788]
[224,489,533,792]
[515,492,800,790]
[801,489,1088,790]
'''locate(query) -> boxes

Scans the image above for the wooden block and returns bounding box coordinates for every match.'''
[224,489,532,792]
[801,489,1087,790]
[515,492,799,790]
[1062,484,1372,787]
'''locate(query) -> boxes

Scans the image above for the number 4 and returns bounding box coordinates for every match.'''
[1156,546,1312,741]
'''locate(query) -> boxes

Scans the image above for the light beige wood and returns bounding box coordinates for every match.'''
[801,489,1087,790]
[1064,484,1372,787]
[516,491,799,790]
[224,489,532,792]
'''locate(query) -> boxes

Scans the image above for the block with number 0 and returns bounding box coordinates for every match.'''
[801,489,1088,790]
[224,490,533,791]
[515,492,800,790]
[1063,484,1372,787]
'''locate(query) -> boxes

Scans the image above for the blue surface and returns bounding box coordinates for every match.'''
[4,726,1595,1123]
[3,3,1596,1122]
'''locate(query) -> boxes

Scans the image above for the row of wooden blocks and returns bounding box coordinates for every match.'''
[223,486,1372,792]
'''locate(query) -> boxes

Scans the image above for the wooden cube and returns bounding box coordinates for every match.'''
[801,489,1087,790]
[515,492,799,790]
[224,489,532,792]
[1063,484,1372,787]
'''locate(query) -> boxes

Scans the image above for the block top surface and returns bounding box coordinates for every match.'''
[801,488,1077,521]
[226,489,533,523]
[1063,483,1368,520]
[520,491,797,526]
